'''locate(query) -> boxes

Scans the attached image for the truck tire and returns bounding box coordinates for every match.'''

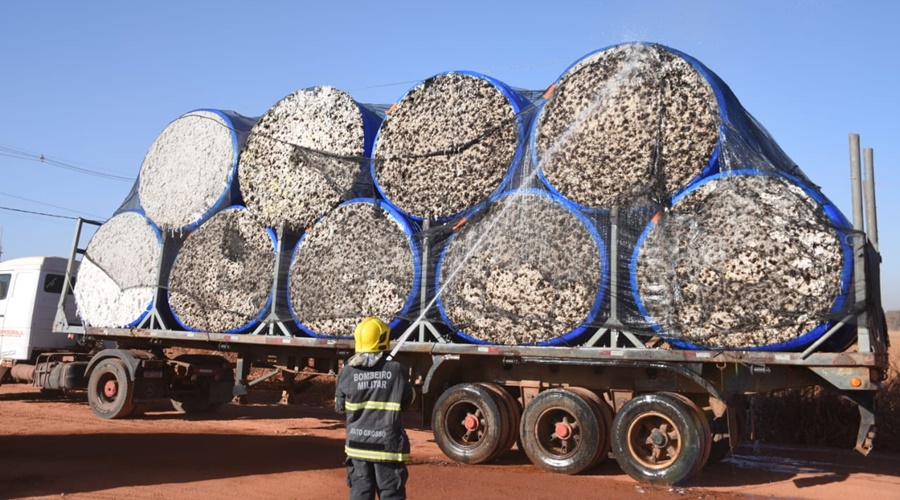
[610,392,709,485]
[87,358,136,419]
[432,383,506,464]
[519,388,604,475]
[474,382,520,460]
[566,387,613,466]
[663,392,712,477]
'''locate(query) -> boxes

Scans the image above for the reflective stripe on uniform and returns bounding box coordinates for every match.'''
[345,446,410,462]
[344,400,402,412]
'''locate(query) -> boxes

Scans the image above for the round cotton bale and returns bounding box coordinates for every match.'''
[437,190,606,345]
[373,71,529,220]
[238,86,380,231]
[74,211,161,327]
[289,199,418,337]
[533,43,720,208]
[138,109,253,232]
[167,207,275,333]
[632,172,852,350]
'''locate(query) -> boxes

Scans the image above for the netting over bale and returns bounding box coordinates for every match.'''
[533,43,720,208]
[238,86,381,231]
[79,40,865,354]
[74,211,161,327]
[138,110,254,232]
[168,208,275,332]
[633,173,851,350]
[436,190,605,345]
[289,200,418,337]
[373,71,528,220]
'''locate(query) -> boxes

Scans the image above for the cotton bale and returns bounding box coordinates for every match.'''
[289,199,418,337]
[238,86,381,231]
[632,172,852,350]
[373,71,530,220]
[437,190,606,345]
[533,42,720,208]
[138,110,254,232]
[74,211,161,327]
[168,207,275,332]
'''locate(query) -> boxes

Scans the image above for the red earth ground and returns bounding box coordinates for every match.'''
[2,375,900,500]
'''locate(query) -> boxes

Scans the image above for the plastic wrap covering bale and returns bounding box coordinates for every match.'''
[436,189,606,345]
[372,71,530,221]
[632,172,852,350]
[238,86,383,231]
[289,199,419,337]
[137,109,256,232]
[73,211,161,327]
[532,42,720,209]
[168,207,275,333]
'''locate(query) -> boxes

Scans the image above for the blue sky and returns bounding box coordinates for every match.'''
[1,0,897,310]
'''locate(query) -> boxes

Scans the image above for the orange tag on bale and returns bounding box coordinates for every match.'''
[542,84,557,99]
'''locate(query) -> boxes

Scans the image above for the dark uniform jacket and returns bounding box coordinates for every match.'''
[335,354,414,462]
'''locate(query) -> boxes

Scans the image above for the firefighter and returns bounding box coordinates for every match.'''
[335,316,414,500]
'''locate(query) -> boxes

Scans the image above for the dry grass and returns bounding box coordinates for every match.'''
[746,329,899,452]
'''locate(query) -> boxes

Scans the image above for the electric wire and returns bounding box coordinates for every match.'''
[0,143,134,182]
[0,205,82,220]
[0,191,107,220]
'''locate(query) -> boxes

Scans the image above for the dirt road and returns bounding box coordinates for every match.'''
[2,383,899,500]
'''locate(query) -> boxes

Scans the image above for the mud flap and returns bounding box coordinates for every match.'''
[843,390,876,455]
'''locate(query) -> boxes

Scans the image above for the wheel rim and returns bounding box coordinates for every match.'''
[626,411,682,469]
[96,372,119,406]
[535,408,582,459]
[445,400,488,447]
[103,379,118,399]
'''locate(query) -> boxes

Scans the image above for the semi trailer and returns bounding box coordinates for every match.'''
[0,135,887,487]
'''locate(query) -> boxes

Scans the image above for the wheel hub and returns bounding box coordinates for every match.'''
[555,422,573,440]
[464,413,480,431]
[649,428,668,448]
[103,379,118,398]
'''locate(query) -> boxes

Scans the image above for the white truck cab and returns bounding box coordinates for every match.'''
[0,256,80,380]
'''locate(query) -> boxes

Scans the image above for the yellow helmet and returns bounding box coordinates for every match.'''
[354,316,390,353]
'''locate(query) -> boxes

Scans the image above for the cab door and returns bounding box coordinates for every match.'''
[0,272,12,357]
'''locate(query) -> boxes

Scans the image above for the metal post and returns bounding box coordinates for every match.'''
[419,220,430,343]
[850,134,864,235]
[849,134,870,352]
[863,148,879,253]
[388,220,446,360]
[55,218,86,332]
[252,224,292,336]
[232,354,253,403]
[609,207,619,326]
[137,229,189,331]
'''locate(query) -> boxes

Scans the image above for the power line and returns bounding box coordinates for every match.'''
[0,143,134,182]
[0,191,107,219]
[0,205,85,220]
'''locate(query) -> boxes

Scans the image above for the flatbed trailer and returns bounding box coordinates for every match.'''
[41,135,888,486]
